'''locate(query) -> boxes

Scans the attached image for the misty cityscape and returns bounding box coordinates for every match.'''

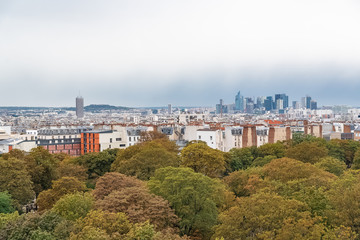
[1,1,360,240]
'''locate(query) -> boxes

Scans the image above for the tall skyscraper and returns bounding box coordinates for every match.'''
[275,93,289,109]
[168,104,172,114]
[76,95,84,118]
[235,91,244,112]
[306,95,312,109]
[310,100,317,110]
[264,96,274,111]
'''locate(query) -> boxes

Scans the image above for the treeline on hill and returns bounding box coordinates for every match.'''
[2,132,360,239]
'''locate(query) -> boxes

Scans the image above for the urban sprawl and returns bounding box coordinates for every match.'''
[1,92,359,156]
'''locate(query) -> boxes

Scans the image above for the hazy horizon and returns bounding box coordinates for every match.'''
[1,0,359,107]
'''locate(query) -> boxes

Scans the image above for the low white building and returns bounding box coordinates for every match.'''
[196,129,224,151]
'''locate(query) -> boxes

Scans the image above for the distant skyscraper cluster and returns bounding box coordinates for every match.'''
[216,92,317,114]
[76,95,84,118]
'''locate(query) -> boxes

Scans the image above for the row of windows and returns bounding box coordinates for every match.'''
[109,138,123,143]
[37,139,75,144]
[129,136,140,142]
[198,135,213,140]
[107,144,127,149]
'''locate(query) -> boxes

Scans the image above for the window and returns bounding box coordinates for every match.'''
[210,136,213,140]
[198,135,201,140]
[109,145,111,149]
[129,137,131,141]
[110,138,112,143]
[120,144,126,147]
[116,138,122,141]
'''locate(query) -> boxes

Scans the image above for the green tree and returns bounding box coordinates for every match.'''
[289,133,325,146]
[263,158,336,186]
[25,147,59,195]
[0,157,34,207]
[315,157,347,176]
[112,142,179,180]
[258,142,286,158]
[326,139,346,163]
[76,149,118,180]
[250,155,277,167]
[227,147,254,171]
[126,221,156,240]
[52,192,94,221]
[74,210,132,238]
[286,142,328,164]
[213,192,312,240]
[353,149,360,170]
[325,172,360,234]
[224,167,264,197]
[180,142,226,178]
[148,167,226,238]
[69,226,110,240]
[56,157,88,182]
[0,192,14,214]
[1,149,26,161]
[0,212,68,240]
[0,211,20,230]
[37,177,87,211]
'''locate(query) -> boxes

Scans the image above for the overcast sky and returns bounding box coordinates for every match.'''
[0,0,359,107]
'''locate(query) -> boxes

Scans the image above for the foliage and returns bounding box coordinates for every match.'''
[315,157,347,176]
[69,226,110,240]
[112,141,179,180]
[228,147,254,171]
[0,192,15,214]
[224,168,264,197]
[1,149,26,161]
[94,173,178,230]
[352,148,360,169]
[258,142,286,158]
[326,139,360,167]
[263,157,336,185]
[56,158,87,182]
[213,192,314,239]
[93,172,145,200]
[139,131,168,143]
[180,142,226,178]
[126,221,156,240]
[0,157,35,207]
[37,177,87,211]
[52,192,94,221]
[286,142,328,164]
[250,155,277,167]
[148,167,226,238]
[76,149,118,180]
[0,212,67,240]
[289,132,327,147]
[25,147,59,195]
[0,211,20,230]
[73,210,131,238]
[325,172,360,234]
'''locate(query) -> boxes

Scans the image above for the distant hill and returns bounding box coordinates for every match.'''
[84,104,131,112]
[0,105,130,112]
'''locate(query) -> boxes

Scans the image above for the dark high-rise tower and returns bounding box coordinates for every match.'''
[76,95,84,118]
[235,91,244,112]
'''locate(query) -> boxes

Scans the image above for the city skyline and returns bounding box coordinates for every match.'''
[0,0,359,107]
